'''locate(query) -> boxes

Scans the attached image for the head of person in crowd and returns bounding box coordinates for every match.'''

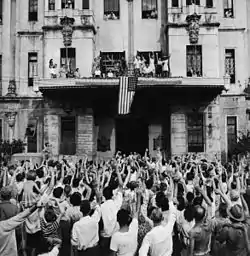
[72,178,80,188]
[103,186,113,201]
[44,206,57,223]
[70,192,81,207]
[117,209,132,228]
[177,196,185,211]
[193,205,206,223]
[217,202,228,218]
[53,187,64,200]
[229,189,240,202]
[16,172,25,183]
[36,168,44,180]
[145,178,153,190]
[26,170,37,181]
[64,184,72,198]
[193,195,203,207]
[0,186,12,201]
[227,204,245,223]
[80,200,91,217]
[150,208,163,226]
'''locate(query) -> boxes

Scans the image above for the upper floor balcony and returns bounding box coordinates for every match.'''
[43,8,96,33]
[168,4,219,26]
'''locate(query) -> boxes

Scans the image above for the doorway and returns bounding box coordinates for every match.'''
[60,116,76,155]
[116,117,148,155]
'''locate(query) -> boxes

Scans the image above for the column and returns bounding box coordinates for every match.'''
[171,112,187,155]
[77,108,95,159]
[127,0,135,75]
[44,114,60,156]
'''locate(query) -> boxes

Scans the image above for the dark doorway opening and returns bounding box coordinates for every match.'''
[116,117,148,155]
[60,116,76,155]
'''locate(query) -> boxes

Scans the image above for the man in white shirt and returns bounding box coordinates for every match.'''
[71,199,101,256]
[100,186,123,256]
[139,200,177,256]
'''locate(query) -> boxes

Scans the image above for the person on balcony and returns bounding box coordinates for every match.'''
[134,55,141,77]
[94,67,101,78]
[143,64,153,78]
[149,53,155,77]
[59,65,67,78]
[74,68,81,79]
[50,64,58,79]
[107,70,114,78]
[162,57,169,78]
[156,57,163,77]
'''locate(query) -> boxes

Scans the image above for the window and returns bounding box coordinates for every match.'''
[48,0,55,10]
[26,119,38,153]
[142,0,158,19]
[187,113,204,152]
[60,117,76,155]
[82,0,89,9]
[0,119,2,140]
[29,0,38,21]
[227,116,237,158]
[0,0,2,24]
[60,48,76,74]
[28,52,38,87]
[186,45,202,77]
[225,49,235,84]
[186,0,200,5]
[104,0,119,20]
[224,0,233,18]
[100,51,126,77]
[206,0,213,8]
[62,0,75,9]
[172,0,179,7]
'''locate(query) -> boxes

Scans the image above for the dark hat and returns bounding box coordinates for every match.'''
[227,204,245,222]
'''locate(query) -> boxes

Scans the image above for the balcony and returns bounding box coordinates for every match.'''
[168,5,219,26]
[43,8,96,33]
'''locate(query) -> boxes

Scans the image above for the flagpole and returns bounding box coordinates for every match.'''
[127,0,134,76]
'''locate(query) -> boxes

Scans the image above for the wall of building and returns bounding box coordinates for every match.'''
[94,0,162,57]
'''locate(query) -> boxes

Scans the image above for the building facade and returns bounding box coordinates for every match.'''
[0,0,249,161]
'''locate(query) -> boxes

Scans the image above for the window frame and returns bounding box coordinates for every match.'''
[223,0,234,18]
[82,0,89,9]
[172,0,179,8]
[186,0,200,5]
[141,0,158,19]
[104,0,120,20]
[225,48,236,84]
[226,115,237,157]
[60,48,76,72]
[187,113,205,153]
[26,119,38,153]
[48,0,55,11]
[186,45,203,77]
[28,52,38,87]
[205,0,213,8]
[61,0,75,9]
[100,51,126,76]
[29,0,38,21]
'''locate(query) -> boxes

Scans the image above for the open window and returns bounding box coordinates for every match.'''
[104,0,120,20]
[142,0,158,19]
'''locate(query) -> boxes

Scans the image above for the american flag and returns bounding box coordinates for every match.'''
[118,76,137,115]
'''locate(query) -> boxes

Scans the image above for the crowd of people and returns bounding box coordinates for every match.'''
[1,149,250,256]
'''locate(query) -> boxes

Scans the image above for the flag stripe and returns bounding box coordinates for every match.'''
[118,76,136,115]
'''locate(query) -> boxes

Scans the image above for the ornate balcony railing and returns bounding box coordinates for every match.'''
[43,9,96,32]
[168,5,219,26]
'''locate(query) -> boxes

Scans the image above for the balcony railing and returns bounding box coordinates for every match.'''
[44,9,95,29]
[168,5,219,25]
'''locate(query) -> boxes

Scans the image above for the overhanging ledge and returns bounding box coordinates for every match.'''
[37,77,225,91]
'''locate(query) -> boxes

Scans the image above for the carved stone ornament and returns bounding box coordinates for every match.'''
[5,112,17,128]
[186,13,201,44]
[60,16,75,47]
[6,79,17,97]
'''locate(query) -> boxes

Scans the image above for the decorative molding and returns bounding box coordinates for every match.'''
[5,112,17,128]
[167,22,220,28]
[60,16,75,47]
[17,31,44,36]
[5,80,17,97]
[186,13,201,44]
[42,24,96,34]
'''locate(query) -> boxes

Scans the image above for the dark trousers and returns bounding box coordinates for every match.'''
[77,244,100,256]
[100,237,111,256]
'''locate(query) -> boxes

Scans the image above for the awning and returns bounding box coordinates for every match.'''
[37,77,225,91]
